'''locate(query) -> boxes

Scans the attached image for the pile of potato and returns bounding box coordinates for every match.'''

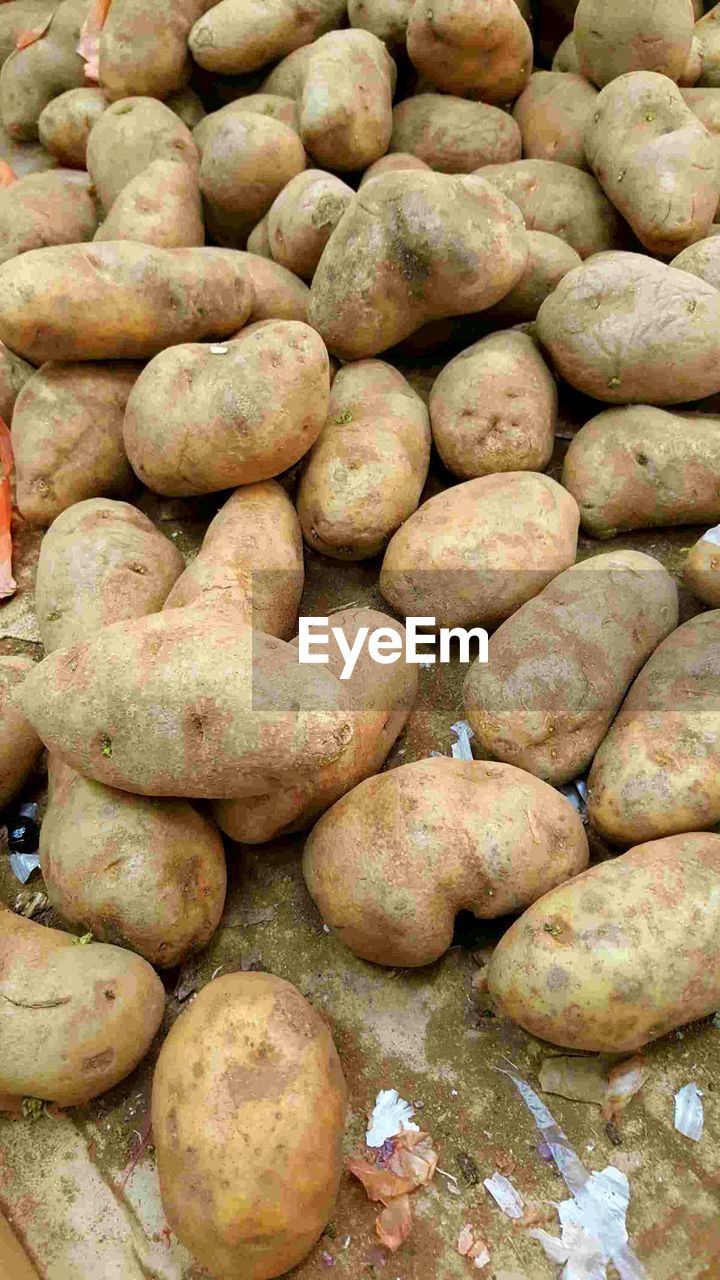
[1,0,720,1276]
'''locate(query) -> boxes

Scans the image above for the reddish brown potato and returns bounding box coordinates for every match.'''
[359,152,431,185]
[513,71,597,170]
[390,94,521,173]
[407,0,532,103]
[86,96,199,213]
[94,159,204,248]
[199,109,306,246]
[266,170,354,280]
[99,0,212,101]
[0,170,97,266]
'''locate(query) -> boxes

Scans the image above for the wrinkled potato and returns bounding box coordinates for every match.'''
[512,71,597,170]
[0,905,165,1106]
[587,610,720,843]
[0,656,42,811]
[697,3,720,88]
[671,233,720,286]
[407,0,532,103]
[164,481,303,639]
[359,152,431,184]
[429,330,557,480]
[99,0,211,101]
[484,230,582,322]
[87,96,199,213]
[348,0,412,46]
[38,86,107,167]
[464,550,678,784]
[684,526,720,606]
[94,159,204,248]
[35,498,184,653]
[124,321,328,496]
[563,406,720,538]
[0,341,33,424]
[193,94,299,155]
[309,171,528,359]
[12,361,139,525]
[152,972,347,1280]
[266,170,354,280]
[199,110,305,245]
[390,94,521,173]
[536,252,720,404]
[0,243,254,363]
[0,0,87,140]
[489,833,720,1052]
[189,0,346,74]
[477,159,624,259]
[0,170,97,265]
[41,757,226,969]
[574,0,695,88]
[380,472,579,628]
[239,252,309,322]
[303,757,588,967]
[297,361,430,560]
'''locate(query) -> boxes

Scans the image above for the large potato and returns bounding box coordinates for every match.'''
[99,0,213,101]
[488,833,720,1051]
[390,94,521,173]
[0,243,254,363]
[574,0,695,88]
[199,110,305,246]
[35,498,184,653]
[380,472,579,628]
[303,758,588,967]
[429,330,556,480]
[0,656,42,811]
[407,0,532,103]
[0,342,33,425]
[684,526,720,606]
[12,361,139,525]
[123,321,328,496]
[86,96,199,213]
[484,230,582,322]
[0,170,97,265]
[563,406,720,538]
[512,71,597,170]
[152,972,347,1280]
[193,94,299,155]
[0,0,88,141]
[266,170,354,280]
[536,252,720,403]
[297,360,430,560]
[38,86,106,167]
[464,551,678,784]
[0,906,165,1106]
[477,159,624,259]
[189,0,346,73]
[94,159,204,248]
[309,171,528,359]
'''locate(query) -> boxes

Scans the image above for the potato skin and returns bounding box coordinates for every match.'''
[512,71,597,170]
[407,0,532,104]
[266,169,354,280]
[0,905,165,1106]
[359,152,431,185]
[477,159,624,259]
[94,159,204,248]
[536,252,720,404]
[12,362,139,526]
[193,94,299,155]
[303,757,588,967]
[239,253,310,323]
[552,31,580,74]
[87,96,199,213]
[464,550,678,785]
[697,3,720,89]
[380,472,579,629]
[0,342,33,425]
[189,0,346,74]
[38,86,106,167]
[563,406,720,538]
[152,972,347,1280]
[574,0,694,88]
[298,360,430,560]
[99,0,213,102]
[484,230,581,322]
[390,94,521,173]
[671,234,720,288]
[0,0,88,141]
[684,528,720,606]
[199,111,306,246]
[488,833,720,1052]
[348,0,412,46]
[0,656,42,811]
[0,170,98,265]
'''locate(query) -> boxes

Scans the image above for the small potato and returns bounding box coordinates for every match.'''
[303,757,588,967]
[552,31,580,74]
[239,252,310,322]
[94,159,204,248]
[35,498,184,653]
[0,170,98,265]
[266,170,354,280]
[152,972,347,1280]
[297,360,430,560]
[536,252,720,404]
[429,330,557,480]
[99,0,211,101]
[512,71,597,170]
[165,87,205,131]
[124,321,328,496]
[12,361,139,526]
[0,342,33,424]
[199,110,305,245]
[0,906,165,1106]
[684,526,720,606]
[672,233,720,287]
[0,656,42,810]
[164,481,304,639]
[348,0,413,46]
[587,611,720,843]
[0,0,87,141]
[193,95,299,155]
[697,3,720,88]
[189,0,346,74]
[563,406,720,538]
[574,0,694,88]
[407,0,532,104]
[477,159,624,259]
[38,86,107,167]
[390,94,521,173]
[359,152,431,184]
[41,757,226,969]
[464,550,678,784]
[380,471,579,628]
[487,833,720,1052]
[87,96,199,213]
[484,230,582,322]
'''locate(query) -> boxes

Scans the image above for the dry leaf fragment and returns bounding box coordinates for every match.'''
[376,1194,412,1252]
[603,1057,647,1122]
[347,1158,415,1203]
[77,0,112,80]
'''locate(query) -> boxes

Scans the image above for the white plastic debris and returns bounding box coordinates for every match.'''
[451,720,475,761]
[701,525,720,545]
[530,1220,605,1280]
[209,344,228,354]
[366,1089,420,1147]
[9,852,40,883]
[674,1083,704,1141]
[483,1172,525,1220]
[712,1012,720,1029]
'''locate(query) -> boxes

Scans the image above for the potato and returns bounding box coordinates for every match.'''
[303,758,589,967]
[390,94,521,173]
[309,171,528,360]
[0,905,164,1106]
[193,94,299,155]
[574,0,695,88]
[429,331,556,480]
[680,34,704,88]
[684,526,720,606]
[12,361,139,525]
[536,252,720,404]
[99,0,211,101]
[671,233,720,286]
[94,159,204,248]
[464,550,678,784]
[0,243,254,363]
[297,361,430,560]
[124,321,328,496]
[488,833,720,1052]
[41,757,226,969]
[165,86,205,131]
[0,341,33,425]
[199,110,305,246]
[348,0,412,46]
[35,498,184,653]
[562,406,720,537]
[152,972,346,1280]
[359,152,431,184]
[586,611,720,843]
[380,472,579,628]
[38,86,106,167]
[266,170,354,280]
[477,159,624,259]
[484,230,582,322]
[0,656,42,810]
[87,96,199,213]
[681,86,720,134]
[407,0,532,104]
[697,3,720,88]
[18,604,354,798]
[164,481,303,639]
[212,607,418,843]
[512,71,597,170]
[0,1,57,69]
[0,0,88,141]
[189,0,346,74]
[552,31,580,74]
[0,169,98,265]
[246,213,272,258]
[239,252,309,322]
